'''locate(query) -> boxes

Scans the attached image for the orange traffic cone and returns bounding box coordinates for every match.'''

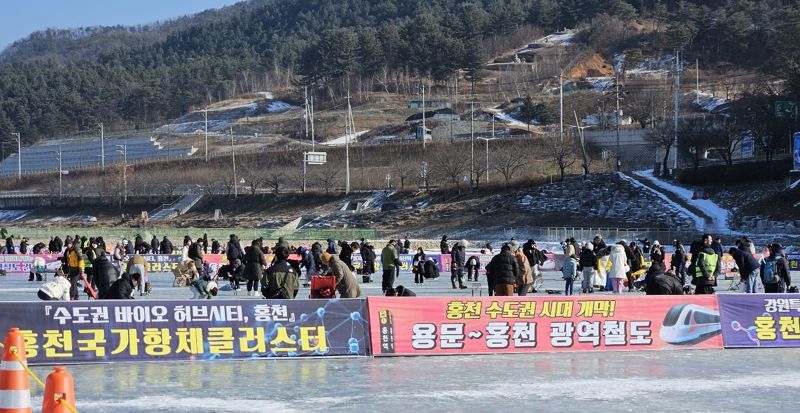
[0,328,32,413]
[42,367,75,413]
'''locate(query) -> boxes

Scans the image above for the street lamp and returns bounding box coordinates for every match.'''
[230,128,237,198]
[116,144,128,205]
[11,132,21,179]
[477,137,496,182]
[203,107,209,162]
[56,145,63,199]
[98,122,105,170]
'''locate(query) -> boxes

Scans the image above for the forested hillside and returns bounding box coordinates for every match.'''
[0,0,798,146]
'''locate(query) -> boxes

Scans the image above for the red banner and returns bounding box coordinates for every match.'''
[368,296,723,355]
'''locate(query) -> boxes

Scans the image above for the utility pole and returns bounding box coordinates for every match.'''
[477,137,496,182]
[11,132,20,179]
[673,50,680,171]
[203,107,209,162]
[470,101,475,185]
[574,110,590,175]
[116,145,127,205]
[345,93,354,194]
[614,72,622,172]
[99,122,104,170]
[310,95,316,150]
[304,86,309,144]
[695,58,700,104]
[57,144,63,199]
[559,69,564,142]
[421,83,426,149]
[230,128,237,198]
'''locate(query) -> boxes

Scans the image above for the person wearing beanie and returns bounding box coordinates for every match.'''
[262,246,299,299]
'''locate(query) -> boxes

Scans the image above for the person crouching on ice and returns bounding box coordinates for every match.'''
[191,279,218,299]
[38,272,72,300]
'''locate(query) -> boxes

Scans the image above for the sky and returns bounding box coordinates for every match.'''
[0,0,244,50]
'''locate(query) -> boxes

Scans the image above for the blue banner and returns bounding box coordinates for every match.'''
[794,132,800,171]
[0,299,370,364]
[718,294,800,348]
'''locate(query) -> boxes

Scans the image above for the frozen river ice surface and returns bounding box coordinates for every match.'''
[19,348,800,413]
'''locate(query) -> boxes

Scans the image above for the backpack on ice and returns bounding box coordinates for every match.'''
[763,259,780,284]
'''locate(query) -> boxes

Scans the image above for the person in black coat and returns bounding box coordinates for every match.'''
[440,235,450,254]
[386,285,416,296]
[645,263,684,295]
[670,240,687,285]
[53,236,64,253]
[450,242,467,289]
[160,237,174,254]
[361,243,376,283]
[226,234,245,263]
[244,240,266,296]
[103,272,139,299]
[211,239,221,254]
[412,247,426,284]
[189,239,204,270]
[487,244,518,296]
[202,234,209,254]
[150,236,160,254]
[729,246,761,293]
[94,253,120,299]
[339,241,354,271]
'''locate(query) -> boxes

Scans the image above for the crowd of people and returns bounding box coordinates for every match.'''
[2,230,794,301]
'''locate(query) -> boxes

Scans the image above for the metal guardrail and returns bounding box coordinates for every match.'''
[501,227,701,243]
[0,227,379,243]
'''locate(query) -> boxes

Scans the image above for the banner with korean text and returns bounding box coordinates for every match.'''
[0,299,370,364]
[368,296,723,355]
[718,294,800,347]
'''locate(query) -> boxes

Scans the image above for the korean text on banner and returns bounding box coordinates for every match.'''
[0,299,370,364]
[718,294,800,348]
[368,296,723,355]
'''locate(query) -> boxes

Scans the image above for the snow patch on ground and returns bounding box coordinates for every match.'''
[485,107,537,128]
[618,172,705,230]
[536,31,577,46]
[615,54,689,76]
[267,101,297,112]
[0,210,30,222]
[585,76,613,90]
[322,130,370,146]
[788,178,800,190]
[155,100,299,134]
[632,170,734,233]
[693,90,727,112]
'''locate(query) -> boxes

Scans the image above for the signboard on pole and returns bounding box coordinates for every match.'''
[304,152,327,165]
[776,101,796,118]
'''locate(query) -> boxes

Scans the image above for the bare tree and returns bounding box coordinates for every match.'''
[431,149,468,196]
[678,117,715,172]
[240,159,267,196]
[315,162,341,194]
[706,118,745,167]
[389,148,413,190]
[265,170,286,194]
[492,146,527,189]
[200,178,223,201]
[645,122,675,176]
[546,137,578,181]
